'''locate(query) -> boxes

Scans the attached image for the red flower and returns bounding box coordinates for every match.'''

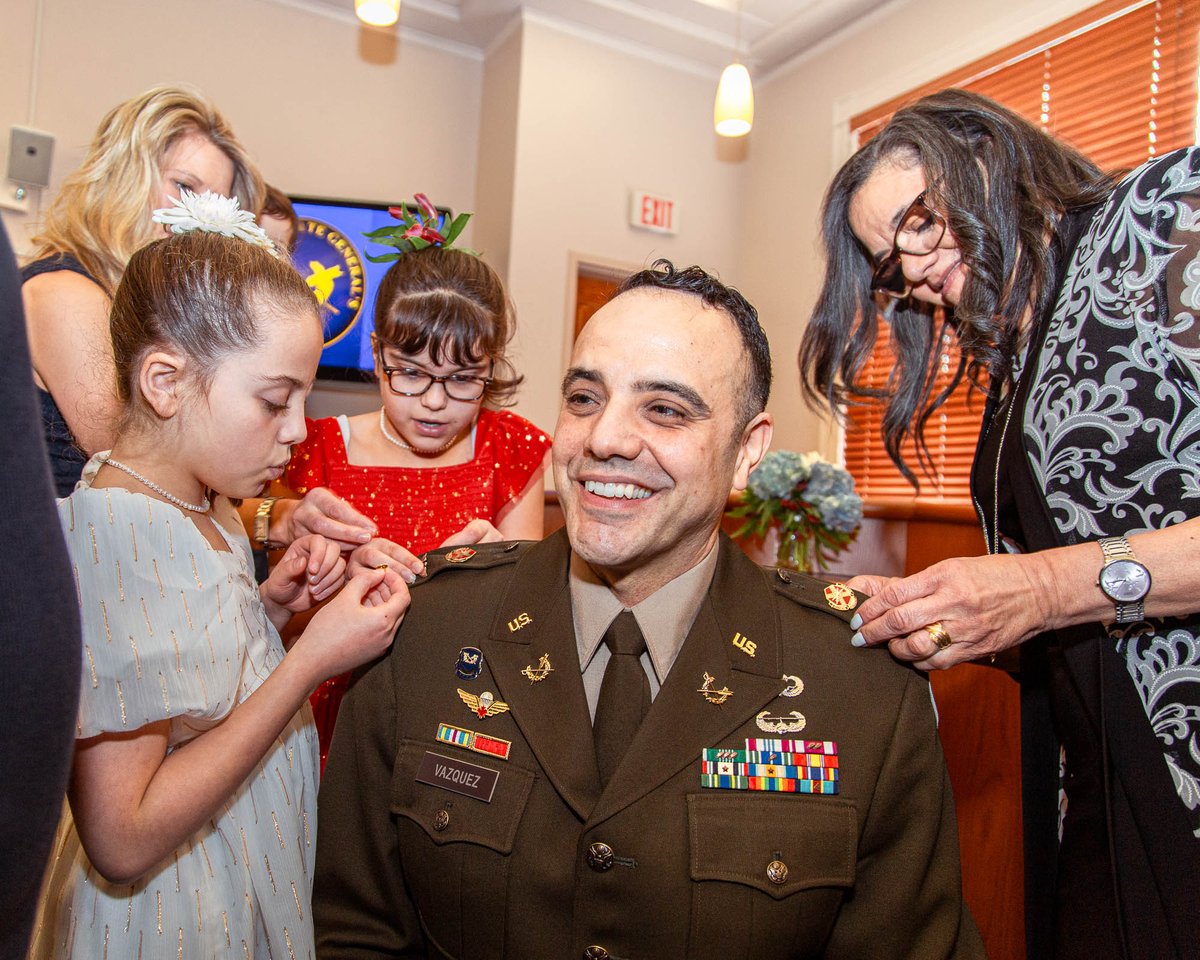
[413,193,439,222]
[401,221,446,243]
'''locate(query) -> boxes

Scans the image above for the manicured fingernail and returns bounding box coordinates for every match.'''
[402,569,417,585]
[850,632,866,648]
[358,532,371,542]
[850,613,862,630]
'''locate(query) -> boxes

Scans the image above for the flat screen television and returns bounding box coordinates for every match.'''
[288,195,450,382]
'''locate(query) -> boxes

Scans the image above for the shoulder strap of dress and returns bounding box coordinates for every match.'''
[20,253,97,285]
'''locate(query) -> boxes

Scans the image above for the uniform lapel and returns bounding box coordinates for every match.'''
[481,530,602,819]
[588,536,786,826]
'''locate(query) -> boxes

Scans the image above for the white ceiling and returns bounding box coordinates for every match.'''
[280,0,896,76]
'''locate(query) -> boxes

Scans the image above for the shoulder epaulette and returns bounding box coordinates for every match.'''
[413,539,535,586]
[766,566,866,626]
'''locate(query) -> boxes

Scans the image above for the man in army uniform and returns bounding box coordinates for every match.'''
[314,261,984,959]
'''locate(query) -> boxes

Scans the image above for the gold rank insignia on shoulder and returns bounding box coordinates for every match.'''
[731,632,757,657]
[823,582,857,611]
[698,672,734,704]
[458,688,510,719]
[520,653,553,684]
[446,547,476,563]
[780,675,804,697]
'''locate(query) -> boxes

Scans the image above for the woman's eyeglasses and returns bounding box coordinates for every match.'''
[869,192,947,298]
[378,348,493,402]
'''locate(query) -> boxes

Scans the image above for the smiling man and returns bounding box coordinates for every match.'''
[314,261,983,960]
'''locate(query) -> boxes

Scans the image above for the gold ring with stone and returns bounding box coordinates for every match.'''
[924,622,953,650]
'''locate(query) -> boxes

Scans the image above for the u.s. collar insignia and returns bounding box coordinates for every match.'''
[731,632,757,657]
[520,653,554,684]
[446,547,476,563]
[698,672,734,705]
[823,582,857,611]
[455,646,484,681]
[756,710,807,734]
[458,688,511,719]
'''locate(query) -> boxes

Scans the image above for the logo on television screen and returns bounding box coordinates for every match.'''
[293,219,365,346]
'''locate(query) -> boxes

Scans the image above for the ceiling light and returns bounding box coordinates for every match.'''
[714,2,753,137]
[714,63,753,137]
[356,0,399,27]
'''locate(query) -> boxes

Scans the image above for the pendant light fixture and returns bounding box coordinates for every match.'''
[356,0,400,27]
[714,1,753,138]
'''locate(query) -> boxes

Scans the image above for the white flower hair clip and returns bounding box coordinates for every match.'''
[152,189,278,256]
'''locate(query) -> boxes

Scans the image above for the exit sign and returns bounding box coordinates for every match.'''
[630,190,678,235]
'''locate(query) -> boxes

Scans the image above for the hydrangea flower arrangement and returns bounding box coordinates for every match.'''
[726,450,864,572]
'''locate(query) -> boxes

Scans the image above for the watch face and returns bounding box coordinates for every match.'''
[1100,559,1151,603]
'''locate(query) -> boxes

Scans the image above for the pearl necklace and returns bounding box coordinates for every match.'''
[378,408,462,455]
[101,454,211,513]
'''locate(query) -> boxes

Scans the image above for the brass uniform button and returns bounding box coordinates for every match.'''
[586,841,615,872]
[766,859,788,885]
[433,809,450,832]
[583,946,609,960]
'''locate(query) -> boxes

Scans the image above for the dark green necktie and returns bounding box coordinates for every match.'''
[594,610,651,786]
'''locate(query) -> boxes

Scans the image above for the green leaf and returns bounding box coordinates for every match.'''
[361,232,413,248]
[441,212,472,247]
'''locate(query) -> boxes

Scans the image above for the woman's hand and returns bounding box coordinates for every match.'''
[845,552,1057,669]
[260,534,346,628]
[441,518,504,547]
[346,538,427,604]
[274,488,378,551]
[293,567,409,679]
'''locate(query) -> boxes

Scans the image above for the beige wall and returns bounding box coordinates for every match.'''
[1,0,485,419]
[4,0,1101,456]
[500,14,748,433]
[743,0,1097,459]
[1,0,483,247]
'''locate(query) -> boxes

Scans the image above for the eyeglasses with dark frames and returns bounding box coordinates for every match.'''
[377,347,493,402]
[869,191,947,299]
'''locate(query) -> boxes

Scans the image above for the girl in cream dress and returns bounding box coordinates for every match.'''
[30,196,409,959]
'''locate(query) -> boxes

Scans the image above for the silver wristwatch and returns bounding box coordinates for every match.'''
[1096,536,1151,624]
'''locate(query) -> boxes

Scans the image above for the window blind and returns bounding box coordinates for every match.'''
[843,0,1200,511]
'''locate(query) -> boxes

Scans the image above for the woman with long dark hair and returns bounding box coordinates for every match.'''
[800,89,1199,960]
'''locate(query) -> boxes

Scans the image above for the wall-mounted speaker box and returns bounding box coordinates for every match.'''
[8,127,55,188]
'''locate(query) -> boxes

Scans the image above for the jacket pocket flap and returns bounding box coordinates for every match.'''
[390,739,534,853]
[687,793,857,899]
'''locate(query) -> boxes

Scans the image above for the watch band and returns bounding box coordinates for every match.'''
[254,496,282,550]
[1098,535,1146,624]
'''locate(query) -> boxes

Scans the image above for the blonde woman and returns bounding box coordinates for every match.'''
[21,85,262,496]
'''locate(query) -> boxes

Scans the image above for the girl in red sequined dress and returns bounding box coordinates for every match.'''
[285,238,550,768]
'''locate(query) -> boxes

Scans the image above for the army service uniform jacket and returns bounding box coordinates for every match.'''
[314,531,984,960]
